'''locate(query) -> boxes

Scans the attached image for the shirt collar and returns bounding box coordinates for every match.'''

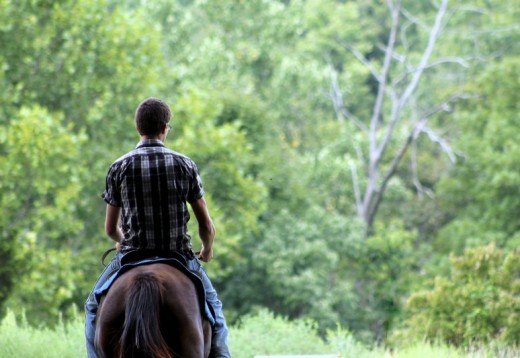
[136,139,165,149]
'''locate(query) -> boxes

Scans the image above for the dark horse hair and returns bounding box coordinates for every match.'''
[95,263,211,358]
[121,272,170,357]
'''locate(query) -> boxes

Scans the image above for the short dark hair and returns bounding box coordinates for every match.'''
[135,98,171,136]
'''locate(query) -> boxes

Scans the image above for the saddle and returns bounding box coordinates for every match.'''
[94,249,216,326]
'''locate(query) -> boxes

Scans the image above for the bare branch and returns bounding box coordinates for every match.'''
[422,125,456,163]
[329,66,345,123]
[468,23,520,35]
[401,7,428,31]
[370,118,428,219]
[341,108,367,132]
[375,0,448,165]
[339,40,380,80]
[360,0,401,228]
[370,0,401,158]
[398,0,448,109]
[451,4,489,16]
[391,56,469,89]
[338,0,474,235]
[412,93,476,164]
[350,162,363,217]
[328,65,367,131]
[411,140,434,198]
[428,56,470,68]
[420,92,475,119]
[376,43,406,64]
[368,90,470,226]
[409,92,475,195]
[365,122,418,230]
[411,142,421,193]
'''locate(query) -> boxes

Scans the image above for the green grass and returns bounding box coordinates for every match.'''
[0,309,518,358]
[0,310,85,358]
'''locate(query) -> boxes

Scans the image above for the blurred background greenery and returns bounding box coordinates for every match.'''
[0,0,519,355]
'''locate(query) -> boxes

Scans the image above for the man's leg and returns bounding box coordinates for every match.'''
[187,258,231,358]
[84,253,122,358]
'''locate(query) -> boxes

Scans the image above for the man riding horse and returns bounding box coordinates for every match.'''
[84,97,231,357]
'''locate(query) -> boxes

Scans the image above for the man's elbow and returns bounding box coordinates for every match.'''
[200,221,215,237]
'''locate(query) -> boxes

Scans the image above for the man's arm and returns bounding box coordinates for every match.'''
[190,197,215,262]
[105,203,123,248]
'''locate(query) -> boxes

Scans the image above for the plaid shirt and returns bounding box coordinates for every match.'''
[101,139,205,254]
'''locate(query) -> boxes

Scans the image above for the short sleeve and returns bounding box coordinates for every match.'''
[186,161,205,203]
[101,163,122,207]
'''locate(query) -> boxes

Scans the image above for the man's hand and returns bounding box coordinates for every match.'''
[198,245,213,262]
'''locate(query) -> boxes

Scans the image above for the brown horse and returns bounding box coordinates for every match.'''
[95,263,211,358]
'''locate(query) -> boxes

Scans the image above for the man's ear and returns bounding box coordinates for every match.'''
[162,124,169,135]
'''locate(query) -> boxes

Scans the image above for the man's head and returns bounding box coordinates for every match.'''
[135,98,172,137]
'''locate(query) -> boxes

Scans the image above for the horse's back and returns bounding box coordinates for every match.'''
[95,263,210,358]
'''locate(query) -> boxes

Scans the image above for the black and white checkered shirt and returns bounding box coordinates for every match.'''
[101,139,205,254]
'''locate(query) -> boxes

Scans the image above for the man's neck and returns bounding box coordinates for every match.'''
[140,135,163,142]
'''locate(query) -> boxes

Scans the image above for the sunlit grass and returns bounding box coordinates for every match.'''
[0,310,85,358]
[0,309,518,358]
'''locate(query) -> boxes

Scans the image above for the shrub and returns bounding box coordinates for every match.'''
[229,309,333,357]
[398,243,520,346]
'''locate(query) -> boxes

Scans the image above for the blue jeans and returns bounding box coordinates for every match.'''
[84,253,230,357]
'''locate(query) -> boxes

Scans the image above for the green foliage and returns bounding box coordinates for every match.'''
[0,105,86,318]
[0,310,85,358]
[0,0,167,322]
[435,57,520,252]
[0,0,519,351]
[228,205,364,330]
[0,106,86,242]
[229,309,332,357]
[442,0,520,59]
[345,223,419,340]
[399,243,520,346]
[0,0,165,131]
[170,89,269,278]
[3,307,520,358]
[5,248,87,327]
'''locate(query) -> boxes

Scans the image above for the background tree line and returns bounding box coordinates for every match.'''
[0,0,519,348]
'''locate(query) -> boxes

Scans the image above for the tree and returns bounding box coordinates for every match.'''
[328,0,471,235]
[0,0,167,321]
[171,89,269,279]
[227,205,364,332]
[0,106,86,322]
[434,56,520,254]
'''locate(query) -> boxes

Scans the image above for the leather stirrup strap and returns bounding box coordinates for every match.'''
[101,247,117,266]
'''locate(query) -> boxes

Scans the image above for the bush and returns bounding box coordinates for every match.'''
[398,243,520,346]
[229,309,333,357]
